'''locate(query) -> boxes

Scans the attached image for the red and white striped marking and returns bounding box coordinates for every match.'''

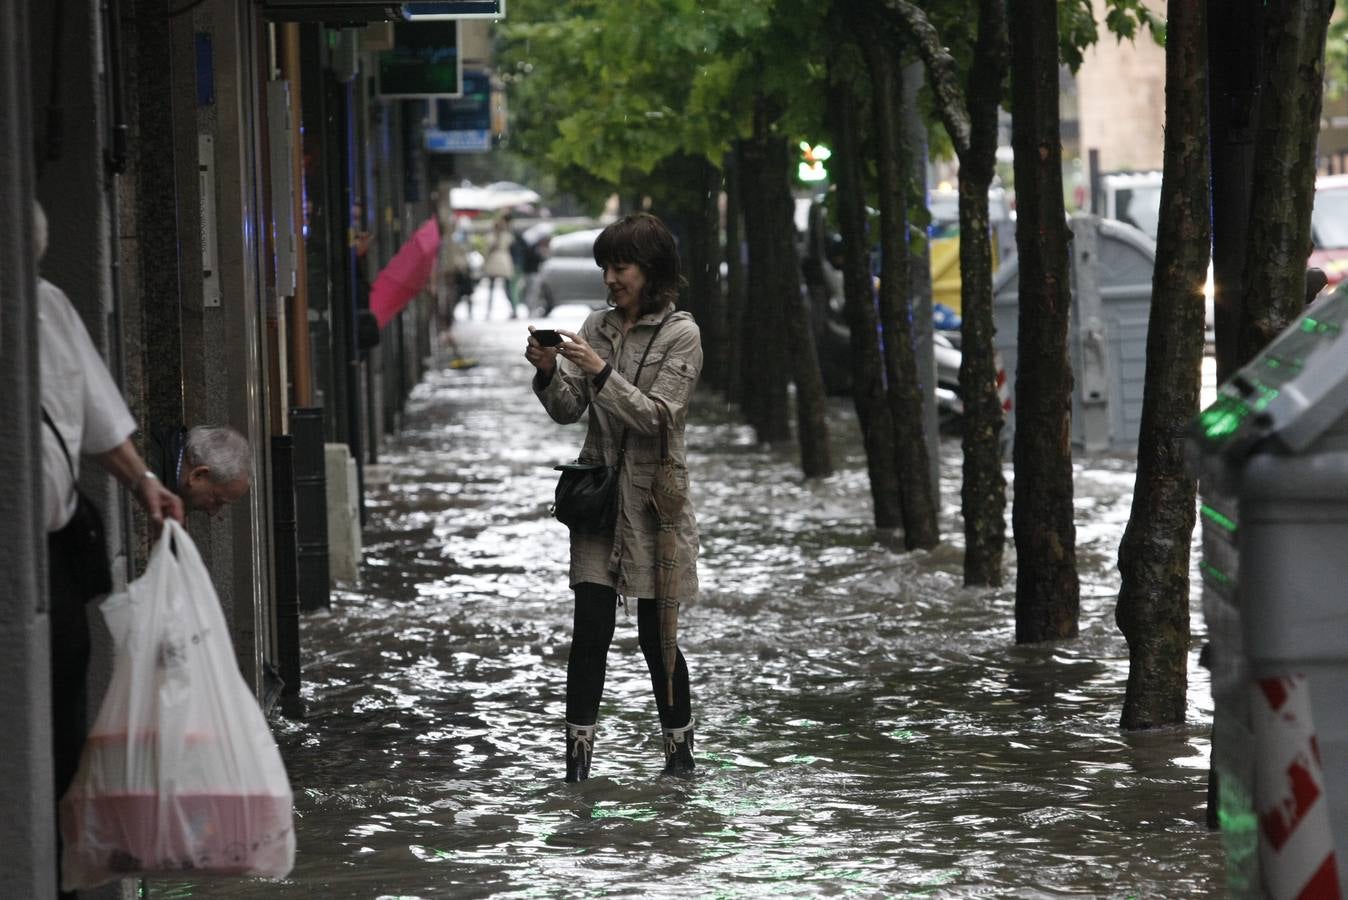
[1252,674,1342,900]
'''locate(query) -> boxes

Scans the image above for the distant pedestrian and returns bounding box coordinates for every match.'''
[436,214,476,366]
[481,212,517,319]
[524,212,703,781]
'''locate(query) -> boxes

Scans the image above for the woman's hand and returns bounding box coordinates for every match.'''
[525,326,560,376]
[554,330,607,376]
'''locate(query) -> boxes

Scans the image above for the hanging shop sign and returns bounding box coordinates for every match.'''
[404,0,504,18]
[261,0,406,25]
[377,20,461,99]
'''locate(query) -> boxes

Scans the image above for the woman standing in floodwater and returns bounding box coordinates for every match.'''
[523,213,703,781]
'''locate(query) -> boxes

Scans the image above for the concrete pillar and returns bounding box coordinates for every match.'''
[189,0,274,693]
[0,3,56,894]
[325,443,362,583]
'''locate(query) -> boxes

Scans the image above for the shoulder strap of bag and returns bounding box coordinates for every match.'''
[616,311,676,459]
[631,311,675,388]
[41,407,78,481]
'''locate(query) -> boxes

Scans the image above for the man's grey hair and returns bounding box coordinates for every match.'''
[184,426,251,483]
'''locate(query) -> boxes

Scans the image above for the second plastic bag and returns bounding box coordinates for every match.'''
[59,519,295,890]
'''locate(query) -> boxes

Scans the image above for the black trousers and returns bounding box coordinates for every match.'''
[48,538,95,900]
[566,582,691,729]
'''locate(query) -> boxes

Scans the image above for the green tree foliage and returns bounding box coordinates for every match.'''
[499,0,829,198]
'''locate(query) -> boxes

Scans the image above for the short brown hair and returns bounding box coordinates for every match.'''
[592,213,683,317]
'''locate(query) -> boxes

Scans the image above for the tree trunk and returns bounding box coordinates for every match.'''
[724,146,747,405]
[1116,0,1210,731]
[693,158,725,392]
[1236,0,1334,368]
[651,153,726,392]
[737,111,790,442]
[959,0,1009,586]
[1208,0,1263,384]
[861,28,939,550]
[757,130,832,475]
[881,0,1009,580]
[738,101,830,471]
[1009,0,1079,642]
[829,61,904,529]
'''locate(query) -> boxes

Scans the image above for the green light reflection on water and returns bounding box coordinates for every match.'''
[589,803,657,822]
[409,844,454,861]
[699,751,739,769]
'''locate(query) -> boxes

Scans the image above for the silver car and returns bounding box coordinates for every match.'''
[526,228,606,316]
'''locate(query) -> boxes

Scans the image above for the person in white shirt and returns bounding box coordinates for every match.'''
[35,201,183,899]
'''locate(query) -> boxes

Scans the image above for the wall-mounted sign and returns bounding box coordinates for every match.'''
[423,70,490,153]
[377,21,461,98]
[425,129,491,153]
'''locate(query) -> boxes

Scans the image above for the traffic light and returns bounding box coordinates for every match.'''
[798,141,831,183]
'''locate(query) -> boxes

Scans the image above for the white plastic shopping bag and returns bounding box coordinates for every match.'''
[59,520,295,890]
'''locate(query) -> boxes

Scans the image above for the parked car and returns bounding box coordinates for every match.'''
[1309,174,1348,287]
[525,227,606,316]
[800,195,988,430]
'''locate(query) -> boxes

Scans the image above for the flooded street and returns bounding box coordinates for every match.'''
[171,304,1224,898]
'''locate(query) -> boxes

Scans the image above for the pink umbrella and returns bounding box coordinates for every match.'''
[369,217,441,328]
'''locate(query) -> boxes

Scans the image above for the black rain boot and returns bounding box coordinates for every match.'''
[565,722,596,782]
[661,720,695,776]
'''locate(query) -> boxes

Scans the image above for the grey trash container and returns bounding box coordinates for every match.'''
[1192,286,1348,898]
[993,214,1155,454]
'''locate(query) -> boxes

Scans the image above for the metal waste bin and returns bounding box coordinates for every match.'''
[994,214,1156,454]
[1192,288,1348,898]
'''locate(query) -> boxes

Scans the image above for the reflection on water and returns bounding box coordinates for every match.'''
[166,311,1222,898]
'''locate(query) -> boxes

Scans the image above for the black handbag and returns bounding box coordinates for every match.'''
[42,409,114,601]
[552,462,619,532]
[551,312,673,532]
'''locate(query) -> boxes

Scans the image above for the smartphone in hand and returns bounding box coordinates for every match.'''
[533,329,564,347]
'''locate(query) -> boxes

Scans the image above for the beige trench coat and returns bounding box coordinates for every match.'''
[535,304,702,599]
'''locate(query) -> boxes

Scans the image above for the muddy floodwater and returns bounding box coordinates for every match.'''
[164,305,1224,898]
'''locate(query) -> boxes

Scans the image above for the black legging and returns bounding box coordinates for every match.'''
[566,582,691,729]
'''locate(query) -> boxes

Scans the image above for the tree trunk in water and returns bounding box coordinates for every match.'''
[902,60,942,507]
[959,0,1009,586]
[738,117,787,441]
[829,63,903,529]
[755,131,832,475]
[1009,0,1079,642]
[881,0,1009,579]
[724,147,747,405]
[862,28,939,550]
[1116,0,1210,731]
[1236,0,1333,368]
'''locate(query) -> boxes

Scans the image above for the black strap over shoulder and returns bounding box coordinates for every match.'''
[631,311,675,388]
[616,311,676,458]
[41,407,78,482]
